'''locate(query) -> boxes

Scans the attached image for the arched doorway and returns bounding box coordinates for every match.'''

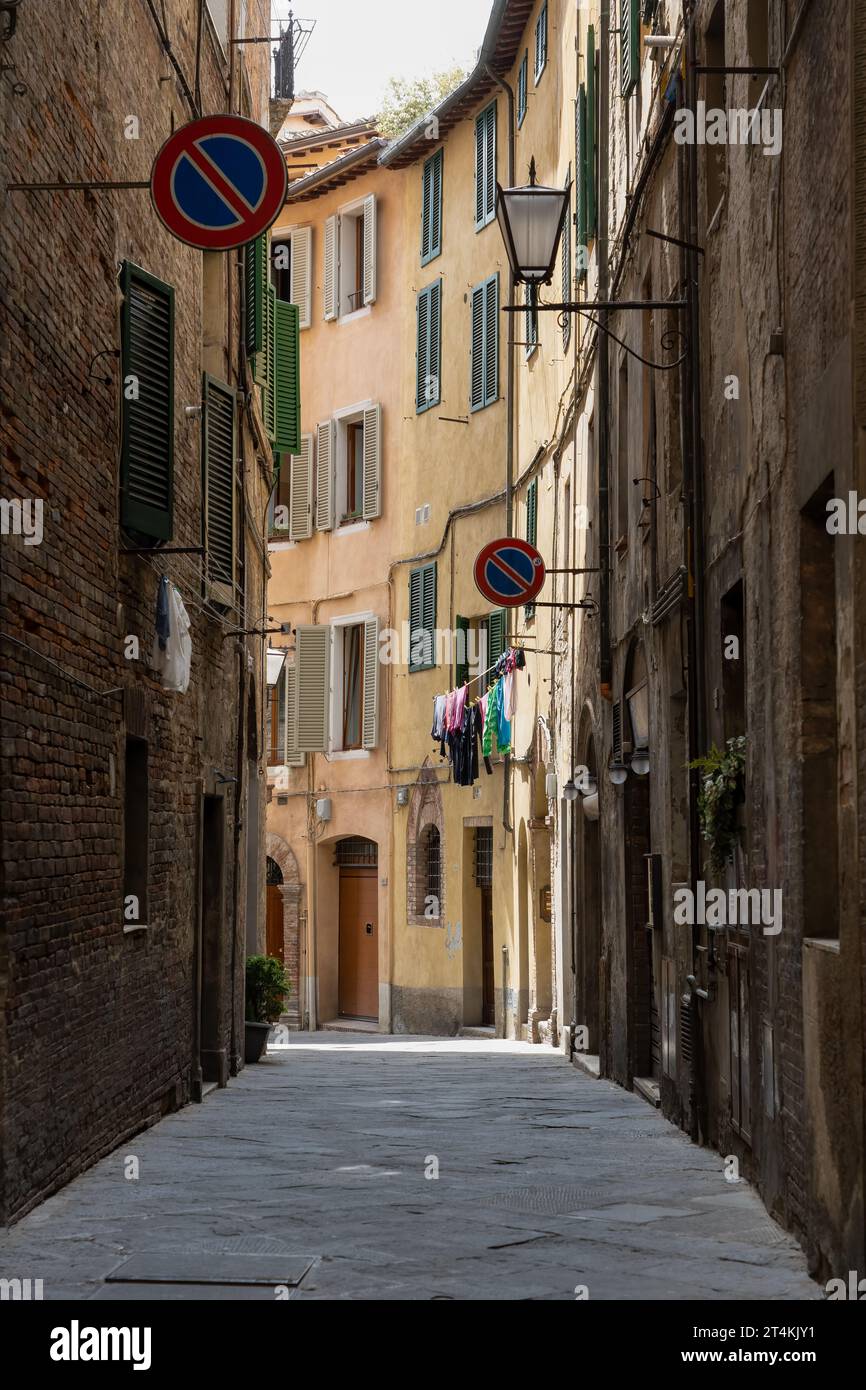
[335,836,379,1020]
[266,856,284,961]
[622,642,657,1084]
[575,717,602,1055]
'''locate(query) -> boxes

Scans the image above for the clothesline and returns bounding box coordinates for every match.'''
[430,648,526,785]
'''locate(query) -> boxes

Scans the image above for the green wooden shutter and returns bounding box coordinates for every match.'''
[416,286,430,410]
[409,562,436,672]
[525,479,538,618]
[475,102,496,229]
[562,192,572,350]
[586,26,597,237]
[262,283,276,439]
[416,280,441,412]
[486,608,507,681]
[421,150,443,264]
[245,234,267,356]
[474,109,486,228]
[621,0,640,97]
[576,85,587,276]
[484,274,498,405]
[470,283,485,411]
[535,2,548,82]
[517,52,528,126]
[202,374,236,607]
[120,262,174,541]
[455,614,469,688]
[485,103,496,223]
[274,298,300,454]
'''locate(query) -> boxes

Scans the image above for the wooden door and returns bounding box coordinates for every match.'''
[339,866,378,1019]
[266,883,283,961]
[481,886,494,1026]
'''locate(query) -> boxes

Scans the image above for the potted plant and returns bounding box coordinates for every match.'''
[244,955,291,1063]
[689,734,747,875]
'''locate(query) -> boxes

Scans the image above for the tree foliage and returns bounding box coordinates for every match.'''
[377,67,468,139]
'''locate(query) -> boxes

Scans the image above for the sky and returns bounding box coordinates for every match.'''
[273,0,495,121]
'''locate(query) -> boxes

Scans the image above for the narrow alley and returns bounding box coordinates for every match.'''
[0,1036,816,1301]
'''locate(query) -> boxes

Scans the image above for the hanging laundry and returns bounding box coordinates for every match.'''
[152,582,192,693]
[155,574,171,652]
[503,666,518,721]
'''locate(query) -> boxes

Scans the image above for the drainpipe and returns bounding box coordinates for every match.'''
[597,6,612,698]
[486,66,515,837]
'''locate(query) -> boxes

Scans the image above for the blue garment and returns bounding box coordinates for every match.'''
[155,575,171,651]
[495,679,511,756]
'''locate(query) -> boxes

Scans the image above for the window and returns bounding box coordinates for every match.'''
[474,826,493,887]
[323,195,377,319]
[561,186,571,351]
[409,562,437,672]
[267,660,303,765]
[474,101,497,229]
[747,0,769,69]
[517,51,528,127]
[525,478,538,618]
[421,149,443,264]
[524,284,538,358]
[316,405,382,529]
[202,374,237,608]
[620,0,640,97]
[246,236,301,452]
[293,619,379,753]
[535,1,548,83]
[416,280,442,413]
[418,824,442,918]
[120,262,174,541]
[268,451,291,535]
[470,273,499,411]
[271,226,312,328]
[123,736,148,928]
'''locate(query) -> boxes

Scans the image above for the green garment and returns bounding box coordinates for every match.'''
[482,682,498,758]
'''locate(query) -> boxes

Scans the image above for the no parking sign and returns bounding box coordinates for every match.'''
[474,537,546,607]
[150,114,288,251]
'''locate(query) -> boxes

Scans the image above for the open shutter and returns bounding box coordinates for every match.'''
[470,283,485,411]
[362,616,379,750]
[474,111,486,227]
[488,609,507,669]
[262,284,276,440]
[517,53,527,126]
[621,0,640,97]
[362,403,382,520]
[285,662,304,766]
[294,625,331,752]
[586,26,597,237]
[316,418,335,530]
[430,150,442,259]
[288,433,313,541]
[202,374,236,608]
[274,298,300,454]
[562,192,572,349]
[576,86,587,273]
[323,214,338,320]
[484,274,498,405]
[290,226,312,329]
[120,262,174,541]
[484,104,496,224]
[245,234,267,356]
[428,281,441,408]
[363,194,377,305]
[416,286,430,410]
[455,614,469,688]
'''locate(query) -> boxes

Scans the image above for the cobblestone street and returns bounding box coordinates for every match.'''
[0,1036,818,1301]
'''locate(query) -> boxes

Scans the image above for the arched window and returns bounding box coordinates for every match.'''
[418,824,441,919]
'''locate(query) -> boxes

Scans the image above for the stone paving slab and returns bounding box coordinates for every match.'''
[0,1034,820,1301]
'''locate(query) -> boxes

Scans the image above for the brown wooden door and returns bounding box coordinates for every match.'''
[266,883,283,961]
[339,867,378,1019]
[481,886,494,1026]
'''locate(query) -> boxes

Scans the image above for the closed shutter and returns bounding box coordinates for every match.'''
[323,213,338,320]
[475,102,496,229]
[274,298,300,454]
[525,479,538,618]
[484,103,496,224]
[484,274,498,404]
[474,110,486,227]
[263,284,276,440]
[421,150,443,264]
[416,282,441,412]
[470,283,485,411]
[285,662,304,766]
[316,419,335,531]
[517,53,528,126]
[291,225,312,329]
[363,194,377,305]
[562,189,572,349]
[455,614,469,688]
[294,625,331,752]
[409,562,436,672]
[289,433,313,541]
[244,234,267,356]
[621,0,640,97]
[120,262,174,541]
[362,616,379,749]
[487,608,507,667]
[586,26,597,237]
[202,374,236,607]
[362,403,382,520]
[535,2,548,81]
[576,85,587,274]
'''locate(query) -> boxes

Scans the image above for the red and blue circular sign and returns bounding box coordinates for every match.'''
[474,537,546,608]
[150,114,288,251]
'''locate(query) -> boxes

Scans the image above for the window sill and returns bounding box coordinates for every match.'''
[336,519,370,536]
[123,922,148,935]
[338,305,372,325]
[328,748,371,761]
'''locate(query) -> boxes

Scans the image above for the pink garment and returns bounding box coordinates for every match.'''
[445,690,455,733]
[450,683,468,732]
[479,692,488,726]
[503,669,517,721]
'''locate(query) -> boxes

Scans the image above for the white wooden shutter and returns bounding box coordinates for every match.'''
[323,214,338,320]
[362,616,379,750]
[288,433,313,540]
[294,625,331,752]
[285,662,304,766]
[363,194,377,305]
[291,226,312,330]
[316,418,335,530]
[362,403,381,520]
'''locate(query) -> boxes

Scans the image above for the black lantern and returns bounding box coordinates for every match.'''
[496,158,571,286]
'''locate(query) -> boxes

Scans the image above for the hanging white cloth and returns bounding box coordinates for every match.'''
[152,583,192,693]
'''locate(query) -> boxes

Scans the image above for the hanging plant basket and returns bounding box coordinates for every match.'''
[689,735,747,876]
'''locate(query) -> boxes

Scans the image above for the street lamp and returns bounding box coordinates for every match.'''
[496,158,571,287]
